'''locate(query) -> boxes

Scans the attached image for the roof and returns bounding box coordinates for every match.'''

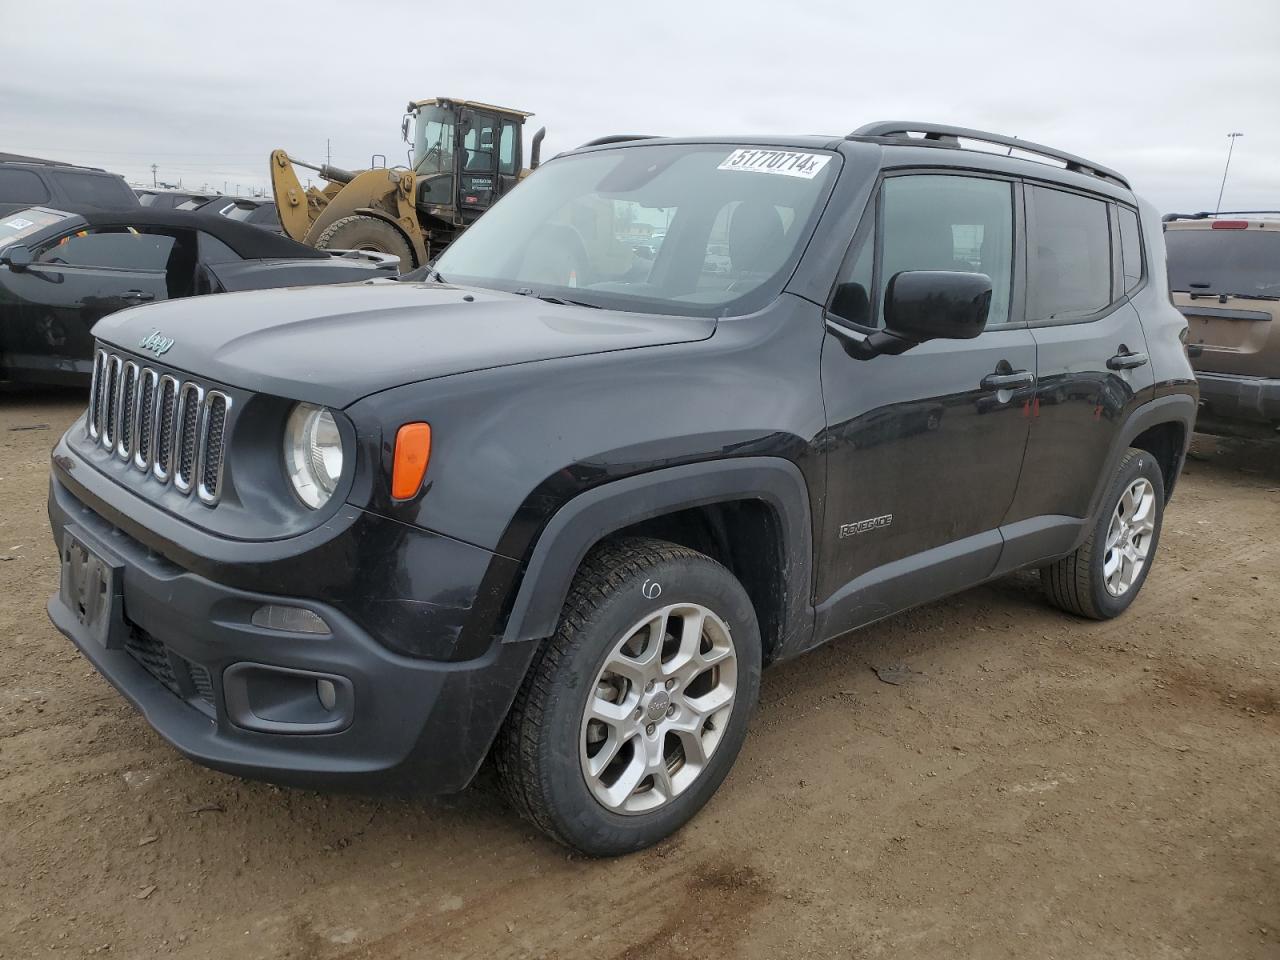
[1,153,106,172]
[566,131,1136,199]
[75,207,327,260]
[407,97,533,119]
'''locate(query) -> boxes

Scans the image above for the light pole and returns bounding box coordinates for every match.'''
[1215,132,1243,213]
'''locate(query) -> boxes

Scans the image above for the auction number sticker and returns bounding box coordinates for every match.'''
[4,217,35,230]
[717,149,831,179]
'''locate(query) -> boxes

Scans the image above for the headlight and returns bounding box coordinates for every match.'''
[284,403,343,509]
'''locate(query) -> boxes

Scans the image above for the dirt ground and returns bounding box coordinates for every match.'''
[1,388,1277,960]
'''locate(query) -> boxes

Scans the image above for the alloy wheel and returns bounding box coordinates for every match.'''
[1103,477,1156,597]
[579,603,738,815]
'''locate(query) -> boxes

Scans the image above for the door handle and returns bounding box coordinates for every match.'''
[1107,350,1149,370]
[981,369,1035,391]
[120,289,155,302]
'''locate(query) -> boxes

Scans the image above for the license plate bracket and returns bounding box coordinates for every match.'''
[59,528,126,648]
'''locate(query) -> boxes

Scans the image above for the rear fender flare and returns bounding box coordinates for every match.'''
[500,457,816,655]
[1079,393,1197,541]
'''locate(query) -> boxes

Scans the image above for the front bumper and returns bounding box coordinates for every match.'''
[1196,371,1280,425]
[46,458,536,794]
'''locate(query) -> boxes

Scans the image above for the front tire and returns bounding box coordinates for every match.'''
[494,538,761,856]
[312,214,415,271]
[1041,448,1166,619]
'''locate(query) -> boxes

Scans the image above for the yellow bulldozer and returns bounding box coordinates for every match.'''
[269,97,545,270]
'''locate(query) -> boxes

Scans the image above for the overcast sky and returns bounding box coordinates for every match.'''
[5,0,1277,213]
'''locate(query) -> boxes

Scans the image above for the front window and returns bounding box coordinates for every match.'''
[412,105,456,177]
[1166,228,1280,300]
[432,143,839,317]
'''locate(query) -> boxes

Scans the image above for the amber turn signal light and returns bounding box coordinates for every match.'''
[391,422,431,500]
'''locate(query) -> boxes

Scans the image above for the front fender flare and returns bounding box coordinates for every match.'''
[500,457,817,657]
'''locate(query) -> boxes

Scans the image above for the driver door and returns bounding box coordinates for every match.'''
[816,172,1035,638]
[457,109,500,220]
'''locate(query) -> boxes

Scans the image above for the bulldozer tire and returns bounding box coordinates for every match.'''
[313,215,416,271]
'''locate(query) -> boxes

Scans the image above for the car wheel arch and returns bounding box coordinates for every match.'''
[1079,393,1196,540]
[498,457,817,664]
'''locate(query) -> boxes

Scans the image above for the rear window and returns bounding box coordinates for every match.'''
[0,168,51,204]
[0,207,73,249]
[51,172,138,208]
[1165,229,1280,299]
[222,203,258,222]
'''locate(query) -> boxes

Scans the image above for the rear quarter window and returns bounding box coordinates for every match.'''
[51,172,138,208]
[1117,206,1143,293]
[0,168,51,204]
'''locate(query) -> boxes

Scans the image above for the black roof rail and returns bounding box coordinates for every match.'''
[577,134,661,148]
[0,151,88,168]
[848,121,1130,189]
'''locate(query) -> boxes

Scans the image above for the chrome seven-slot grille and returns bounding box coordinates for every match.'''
[87,348,231,505]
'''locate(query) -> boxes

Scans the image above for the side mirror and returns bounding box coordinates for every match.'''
[0,244,33,272]
[884,270,991,343]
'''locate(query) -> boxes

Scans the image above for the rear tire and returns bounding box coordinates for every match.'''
[494,537,761,857]
[313,214,415,271]
[1041,448,1165,619]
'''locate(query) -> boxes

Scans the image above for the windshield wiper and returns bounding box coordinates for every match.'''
[1184,289,1279,301]
[511,288,602,309]
[397,265,446,283]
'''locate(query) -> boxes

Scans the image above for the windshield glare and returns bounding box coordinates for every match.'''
[1166,228,1280,298]
[432,144,839,316]
[413,105,456,177]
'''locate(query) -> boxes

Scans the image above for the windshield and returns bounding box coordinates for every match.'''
[0,207,73,250]
[432,143,839,317]
[1166,228,1280,299]
[413,105,456,177]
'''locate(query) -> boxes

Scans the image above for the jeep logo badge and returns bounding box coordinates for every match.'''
[138,330,175,356]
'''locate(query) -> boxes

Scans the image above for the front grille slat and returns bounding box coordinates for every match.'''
[133,369,157,471]
[117,362,139,460]
[197,393,230,504]
[153,375,179,482]
[87,351,106,439]
[173,383,203,493]
[101,355,121,449]
[82,346,232,508]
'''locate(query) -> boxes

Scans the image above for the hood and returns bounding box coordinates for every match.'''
[92,280,716,407]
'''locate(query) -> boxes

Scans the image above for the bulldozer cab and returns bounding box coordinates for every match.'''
[406,98,534,226]
[271,97,544,271]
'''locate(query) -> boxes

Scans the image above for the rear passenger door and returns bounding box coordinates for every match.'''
[817,172,1036,637]
[1002,185,1155,557]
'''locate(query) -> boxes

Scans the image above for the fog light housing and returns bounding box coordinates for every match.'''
[316,678,338,711]
[251,604,330,635]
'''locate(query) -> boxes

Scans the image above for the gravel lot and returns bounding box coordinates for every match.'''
[1,389,1277,960]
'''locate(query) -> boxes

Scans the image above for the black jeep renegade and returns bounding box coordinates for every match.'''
[47,123,1197,856]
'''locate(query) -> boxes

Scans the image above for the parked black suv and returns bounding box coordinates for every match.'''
[0,154,139,218]
[46,123,1196,856]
